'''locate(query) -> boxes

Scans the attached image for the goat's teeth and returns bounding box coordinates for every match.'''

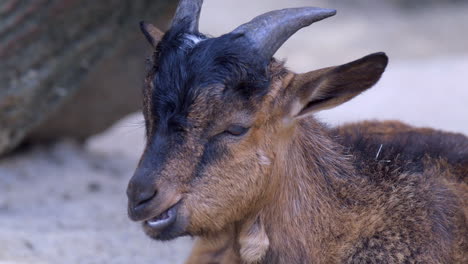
[149,211,169,224]
[145,206,177,228]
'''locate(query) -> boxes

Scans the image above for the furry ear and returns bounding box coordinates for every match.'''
[239,216,269,264]
[288,52,388,119]
[139,21,164,48]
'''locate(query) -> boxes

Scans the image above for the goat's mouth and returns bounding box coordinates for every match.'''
[142,201,187,240]
[146,204,177,229]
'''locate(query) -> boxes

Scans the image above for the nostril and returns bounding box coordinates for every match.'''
[135,189,157,208]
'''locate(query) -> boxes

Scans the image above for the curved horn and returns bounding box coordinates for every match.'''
[171,0,204,33]
[232,7,336,59]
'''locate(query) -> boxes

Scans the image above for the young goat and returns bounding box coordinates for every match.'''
[127,1,468,263]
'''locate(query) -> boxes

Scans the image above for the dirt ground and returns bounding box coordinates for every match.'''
[1,0,467,263]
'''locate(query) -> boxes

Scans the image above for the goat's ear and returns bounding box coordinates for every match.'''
[140,21,164,48]
[287,52,388,119]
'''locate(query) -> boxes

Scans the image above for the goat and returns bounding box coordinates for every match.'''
[126,1,468,263]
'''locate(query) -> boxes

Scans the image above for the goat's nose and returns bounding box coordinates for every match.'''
[133,188,157,208]
[127,182,158,221]
[127,175,158,209]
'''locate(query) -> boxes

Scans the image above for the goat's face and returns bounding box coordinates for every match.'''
[127,32,283,240]
[127,1,388,241]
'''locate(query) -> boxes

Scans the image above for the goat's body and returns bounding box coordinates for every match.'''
[328,120,468,263]
[187,120,468,264]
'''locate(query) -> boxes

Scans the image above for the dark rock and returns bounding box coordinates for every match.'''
[0,0,176,155]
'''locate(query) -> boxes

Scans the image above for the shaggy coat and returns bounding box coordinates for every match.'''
[186,119,468,264]
[127,4,468,263]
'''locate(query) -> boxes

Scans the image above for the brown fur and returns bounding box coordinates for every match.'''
[187,119,468,264]
[128,21,467,264]
[179,63,467,263]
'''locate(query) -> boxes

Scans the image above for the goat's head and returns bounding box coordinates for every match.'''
[127,0,388,241]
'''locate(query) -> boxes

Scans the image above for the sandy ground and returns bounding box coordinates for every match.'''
[1,0,468,263]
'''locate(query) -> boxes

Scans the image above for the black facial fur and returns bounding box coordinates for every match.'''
[146,21,271,137]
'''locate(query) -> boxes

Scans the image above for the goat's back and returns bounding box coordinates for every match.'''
[331,120,468,183]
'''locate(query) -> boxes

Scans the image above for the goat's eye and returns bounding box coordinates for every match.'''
[224,125,249,136]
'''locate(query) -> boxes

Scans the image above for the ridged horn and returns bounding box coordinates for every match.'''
[171,0,204,33]
[232,7,336,59]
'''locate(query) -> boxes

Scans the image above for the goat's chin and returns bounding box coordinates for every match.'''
[142,221,188,241]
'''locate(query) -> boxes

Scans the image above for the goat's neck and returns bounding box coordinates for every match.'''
[260,119,355,263]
